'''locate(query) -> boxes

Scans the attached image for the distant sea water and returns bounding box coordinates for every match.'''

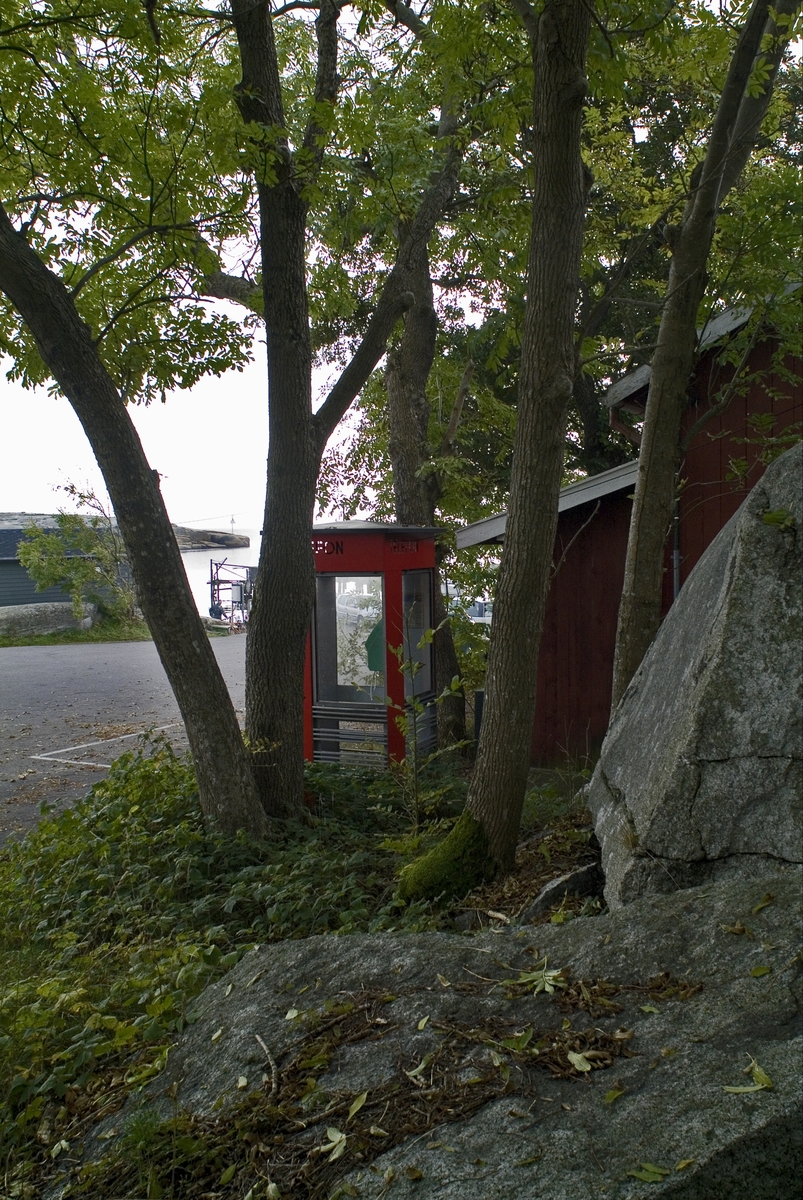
[180,528,262,616]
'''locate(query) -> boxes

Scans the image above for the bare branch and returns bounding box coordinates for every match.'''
[551,501,601,580]
[679,309,768,451]
[312,142,463,448]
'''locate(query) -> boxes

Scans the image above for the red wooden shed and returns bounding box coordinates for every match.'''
[456,315,802,765]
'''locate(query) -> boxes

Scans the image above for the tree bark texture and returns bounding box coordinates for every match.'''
[386,244,466,745]
[610,0,799,709]
[464,0,591,872]
[0,202,268,838]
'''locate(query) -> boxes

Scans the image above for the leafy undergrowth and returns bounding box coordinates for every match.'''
[0,742,600,1197]
[0,743,465,1187]
[0,615,152,647]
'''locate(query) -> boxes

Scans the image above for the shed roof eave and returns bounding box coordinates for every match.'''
[455,458,639,549]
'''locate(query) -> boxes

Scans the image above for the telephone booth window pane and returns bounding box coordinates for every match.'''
[314,575,385,702]
[401,570,432,696]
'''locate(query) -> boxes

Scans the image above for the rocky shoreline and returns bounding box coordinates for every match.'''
[172,525,250,550]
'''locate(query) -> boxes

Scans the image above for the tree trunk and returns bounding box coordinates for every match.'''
[230,0,319,815]
[464,0,590,872]
[0,202,268,838]
[245,181,320,815]
[398,0,592,899]
[230,0,463,811]
[610,0,798,708]
[386,244,466,746]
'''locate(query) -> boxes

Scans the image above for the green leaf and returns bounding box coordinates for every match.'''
[502,1028,534,1052]
[640,1005,660,1013]
[761,509,795,529]
[752,893,775,913]
[405,1052,434,1080]
[321,1127,347,1163]
[603,1086,625,1104]
[220,1164,236,1185]
[347,1091,368,1121]
[750,965,771,977]
[567,1050,592,1072]
[628,1162,671,1182]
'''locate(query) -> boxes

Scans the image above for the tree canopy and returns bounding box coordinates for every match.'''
[1,0,799,840]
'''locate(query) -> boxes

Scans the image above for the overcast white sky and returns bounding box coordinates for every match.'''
[1,348,275,531]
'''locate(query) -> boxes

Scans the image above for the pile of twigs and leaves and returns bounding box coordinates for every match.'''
[62,982,641,1200]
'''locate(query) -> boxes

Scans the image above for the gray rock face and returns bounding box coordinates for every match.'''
[0,600,96,637]
[589,442,802,908]
[82,868,802,1200]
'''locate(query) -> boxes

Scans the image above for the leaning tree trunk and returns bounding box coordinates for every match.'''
[386,243,466,747]
[0,203,268,838]
[397,0,591,901]
[610,0,799,708]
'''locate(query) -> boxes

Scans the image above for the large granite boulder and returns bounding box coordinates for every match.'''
[70,868,802,1200]
[589,442,802,908]
[0,600,96,637]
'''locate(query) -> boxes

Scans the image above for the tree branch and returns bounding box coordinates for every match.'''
[312,142,463,449]
[679,307,767,451]
[507,0,539,41]
[439,360,474,455]
[199,267,262,312]
[687,0,772,226]
[69,225,186,299]
[229,0,287,144]
[716,0,801,205]
[301,0,339,169]
[383,0,429,39]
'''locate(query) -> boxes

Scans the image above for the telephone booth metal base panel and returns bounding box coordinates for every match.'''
[304,523,440,766]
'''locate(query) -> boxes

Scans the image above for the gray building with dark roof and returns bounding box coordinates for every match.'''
[0,514,74,607]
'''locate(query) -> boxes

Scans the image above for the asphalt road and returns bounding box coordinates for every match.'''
[0,635,247,843]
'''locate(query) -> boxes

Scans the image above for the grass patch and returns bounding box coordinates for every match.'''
[0,741,465,1185]
[0,616,153,647]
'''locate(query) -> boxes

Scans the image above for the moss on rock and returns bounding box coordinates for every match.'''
[397,811,496,903]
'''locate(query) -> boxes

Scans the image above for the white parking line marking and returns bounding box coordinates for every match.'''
[31,724,182,770]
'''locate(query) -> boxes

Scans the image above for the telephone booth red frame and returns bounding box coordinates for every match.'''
[304,522,439,764]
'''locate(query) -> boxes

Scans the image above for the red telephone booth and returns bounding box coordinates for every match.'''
[304,522,440,765]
